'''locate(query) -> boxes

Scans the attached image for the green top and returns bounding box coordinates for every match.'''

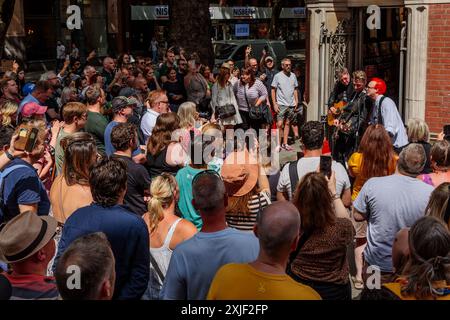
[175,163,221,231]
[55,129,71,175]
[85,110,109,155]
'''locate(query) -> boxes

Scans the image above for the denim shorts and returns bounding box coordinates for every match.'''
[277,105,292,121]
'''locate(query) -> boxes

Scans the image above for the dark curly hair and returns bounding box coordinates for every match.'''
[89,157,128,207]
[111,122,137,152]
[300,121,324,151]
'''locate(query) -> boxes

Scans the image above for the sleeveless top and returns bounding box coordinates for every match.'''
[144,218,182,300]
[146,147,180,179]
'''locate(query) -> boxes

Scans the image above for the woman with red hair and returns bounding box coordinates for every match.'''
[348,124,398,289]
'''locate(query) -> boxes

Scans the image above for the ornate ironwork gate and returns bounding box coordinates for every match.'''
[318,19,355,117]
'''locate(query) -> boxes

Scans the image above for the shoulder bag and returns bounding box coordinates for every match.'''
[215,84,236,120]
[244,85,264,120]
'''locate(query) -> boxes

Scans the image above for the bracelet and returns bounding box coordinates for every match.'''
[4,151,15,161]
[331,194,340,200]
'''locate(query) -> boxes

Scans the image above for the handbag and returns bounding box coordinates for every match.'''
[244,85,272,124]
[244,85,264,120]
[215,85,236,119]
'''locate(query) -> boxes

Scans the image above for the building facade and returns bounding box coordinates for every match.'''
[6,0,109,64]
[305,0,449,135]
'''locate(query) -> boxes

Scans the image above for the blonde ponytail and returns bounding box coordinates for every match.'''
[147,174,177,232]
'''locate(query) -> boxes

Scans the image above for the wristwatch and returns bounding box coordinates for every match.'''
[4,150,14,161]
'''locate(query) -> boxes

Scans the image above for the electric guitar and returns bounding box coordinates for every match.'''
[327,100,348,126]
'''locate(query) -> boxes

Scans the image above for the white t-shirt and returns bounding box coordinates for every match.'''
[57,44,66,59]
[277,157,351,200]
[271,71,298,107]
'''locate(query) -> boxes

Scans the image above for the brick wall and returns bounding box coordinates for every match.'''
[426,3,450,134]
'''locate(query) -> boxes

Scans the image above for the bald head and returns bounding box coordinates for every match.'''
[256,202,301,258]
[103,57,115,72]
[249,58,258,72]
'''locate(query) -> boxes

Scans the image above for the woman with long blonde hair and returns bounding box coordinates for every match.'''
[177,101,202,152]
[0,101,18,128]
[142,174,197,299]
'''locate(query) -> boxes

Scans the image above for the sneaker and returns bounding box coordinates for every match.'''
[282,144,294,151]
[274,145,282,153]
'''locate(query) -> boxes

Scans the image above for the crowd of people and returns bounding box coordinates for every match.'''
[0,43,448,301]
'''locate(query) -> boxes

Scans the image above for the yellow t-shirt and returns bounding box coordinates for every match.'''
[383,281,450,300]
[348,152,397,201]
[207,263,322,300]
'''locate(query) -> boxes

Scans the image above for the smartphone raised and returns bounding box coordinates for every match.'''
[14,128,39,152]
[14,128,29,151]
[319,155,332,179]
[24,128,39,152]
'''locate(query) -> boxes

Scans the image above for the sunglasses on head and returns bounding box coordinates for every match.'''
[192,169,222,186]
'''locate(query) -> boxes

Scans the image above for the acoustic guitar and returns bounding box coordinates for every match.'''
[327,100,347,126]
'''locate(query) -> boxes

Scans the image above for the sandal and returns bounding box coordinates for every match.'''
[351,276,364,290]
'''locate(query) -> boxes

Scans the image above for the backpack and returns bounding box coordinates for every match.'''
[284,152,304,197]
[0,165,28,223]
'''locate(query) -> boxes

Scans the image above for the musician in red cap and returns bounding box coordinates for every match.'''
[366,78,408,154]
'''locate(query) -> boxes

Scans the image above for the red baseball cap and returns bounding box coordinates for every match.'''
[21,102,47,117]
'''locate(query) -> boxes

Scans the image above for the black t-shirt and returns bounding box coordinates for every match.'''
[163,80,186,105]
[112,154,151,216]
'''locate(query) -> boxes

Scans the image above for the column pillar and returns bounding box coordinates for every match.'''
[403,4,429,121]
[306,7,326,121]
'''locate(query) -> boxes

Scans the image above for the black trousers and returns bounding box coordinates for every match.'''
[239,110,264,131]
[332,132,356,168]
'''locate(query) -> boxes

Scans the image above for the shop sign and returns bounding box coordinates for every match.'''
[291,7,306,18]
[233,7,257,19]
[235,24,250,37]
[155,5,169,19]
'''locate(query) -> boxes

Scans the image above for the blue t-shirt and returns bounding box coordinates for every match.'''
[160,228,259,300]
[104,121,141,157]
[353,174,433,273]
[1,158,50,222]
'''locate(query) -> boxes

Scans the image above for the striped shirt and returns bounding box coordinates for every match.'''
[233,79,268,112]
[5,273,59,300]
[226,191,271,231]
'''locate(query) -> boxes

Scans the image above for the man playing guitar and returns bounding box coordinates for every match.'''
[326,68,354,151]
[332,70,372,167]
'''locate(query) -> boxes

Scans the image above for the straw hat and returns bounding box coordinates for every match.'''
[221,149,259,197]
[0,212,57,264]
